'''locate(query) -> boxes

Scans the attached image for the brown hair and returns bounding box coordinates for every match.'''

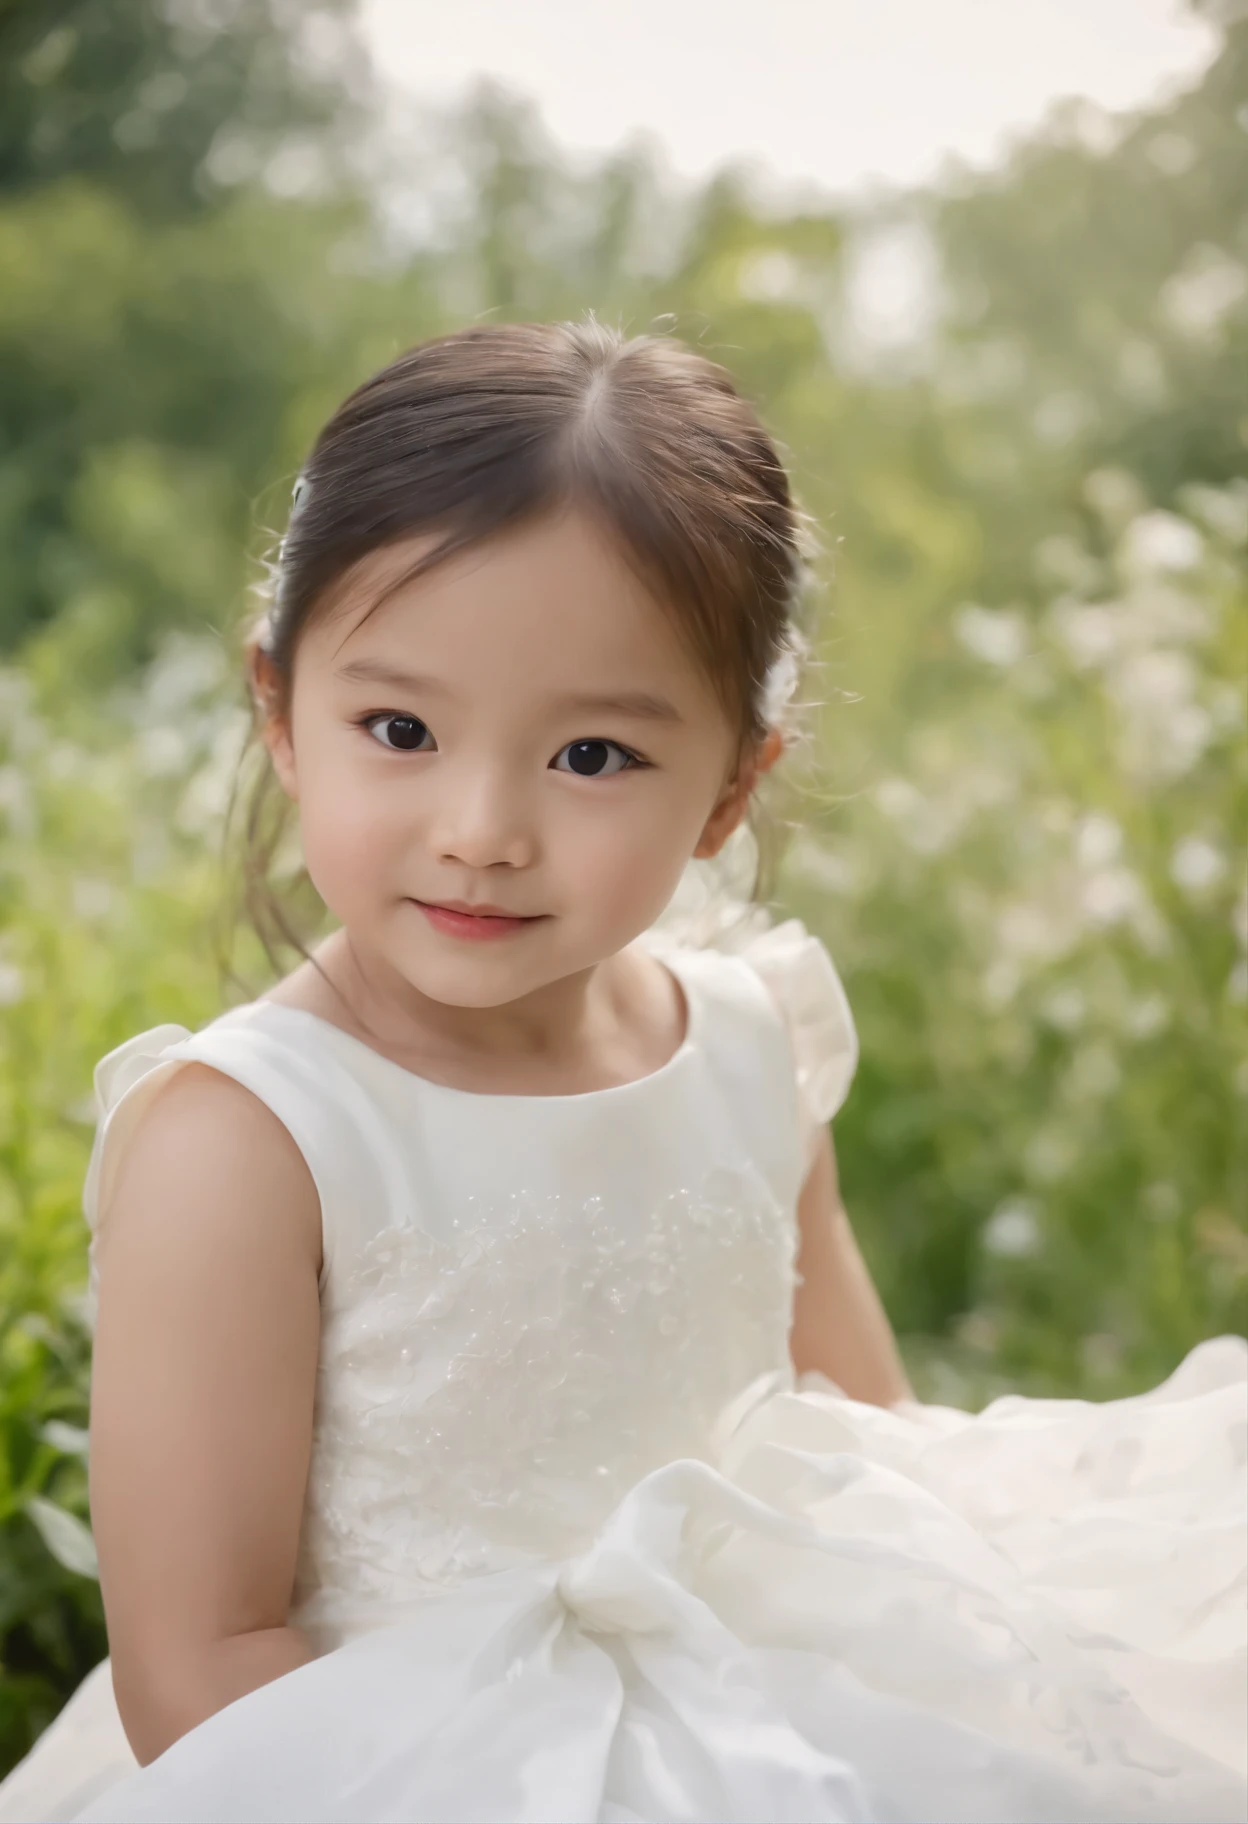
[226,318,812,984]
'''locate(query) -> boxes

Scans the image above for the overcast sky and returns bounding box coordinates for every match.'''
[359,0,1216,198]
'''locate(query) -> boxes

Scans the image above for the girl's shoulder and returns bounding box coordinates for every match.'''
[81,1003,374,1301]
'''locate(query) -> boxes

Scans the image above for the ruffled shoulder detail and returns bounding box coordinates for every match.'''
[643,882,860,1171]
[93,1023,196,1113]
[736,919,859,1139]
[82,1024,196,1236]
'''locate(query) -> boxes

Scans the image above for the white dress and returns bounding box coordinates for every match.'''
[0,919,1243,1824]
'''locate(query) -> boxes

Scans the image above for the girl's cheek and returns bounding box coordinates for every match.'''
[298,769,399,895]
[561,797,695,925]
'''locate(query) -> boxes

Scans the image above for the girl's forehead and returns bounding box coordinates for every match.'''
[310,513,714,699]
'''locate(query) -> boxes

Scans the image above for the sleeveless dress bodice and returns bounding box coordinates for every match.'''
[77,926,853,1651]
[0,918,1243,1824]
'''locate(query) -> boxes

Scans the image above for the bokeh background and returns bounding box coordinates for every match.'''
[1,0,1245,1771]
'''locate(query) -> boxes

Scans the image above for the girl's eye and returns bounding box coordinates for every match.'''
[551,739,639,778]
[365,714,436,753]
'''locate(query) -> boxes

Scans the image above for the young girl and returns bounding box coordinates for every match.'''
[0,322,1243,1824]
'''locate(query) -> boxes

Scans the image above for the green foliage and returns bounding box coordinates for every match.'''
[785,484,1248,1405]
[0,0,373,653]
[1,0,364,220]
[0,643,246,1770]
[1,0,1245,1777]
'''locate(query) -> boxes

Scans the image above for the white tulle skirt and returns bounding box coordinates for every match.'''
[1,1336,1244,1824]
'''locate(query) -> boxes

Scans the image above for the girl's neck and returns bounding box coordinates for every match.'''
[260,928,687,1097]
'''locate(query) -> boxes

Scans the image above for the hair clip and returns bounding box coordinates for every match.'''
[759,640,803,727]
[291,475,310,512]
[252,609,277,657]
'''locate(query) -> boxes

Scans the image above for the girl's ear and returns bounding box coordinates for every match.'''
[693,728,783,860]
[248,639,299,801]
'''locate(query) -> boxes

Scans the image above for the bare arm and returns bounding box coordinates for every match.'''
[88,1063,324,1764]
[789,1125,915,1408]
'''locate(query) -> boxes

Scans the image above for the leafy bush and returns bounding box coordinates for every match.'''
[0,642,246,1771]
[785,480,1247,1406]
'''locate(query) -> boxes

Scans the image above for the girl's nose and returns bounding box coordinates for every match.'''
[426,763,537,871]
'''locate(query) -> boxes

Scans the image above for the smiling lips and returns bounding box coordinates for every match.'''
[412,898,543,941]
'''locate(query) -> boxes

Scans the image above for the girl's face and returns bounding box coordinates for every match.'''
[261,509,774,1011]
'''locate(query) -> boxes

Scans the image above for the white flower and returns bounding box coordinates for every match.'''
[1075,813,1123,869]
[1120,511,1204,576]
[1170,836,1227,896]
[1147,132,1195,176]
[1109,649,1212,781]
[46,742,87,781]
[1114,636,1189,701]
[1122,581,1213,649]
[1048,599,1120,669]
[1080,865,1146,928]
[998,901,1059,960]
[1158,243,1248,343]
[175,710,250,836]
[135,634,228,722]
[954,604,1027,667]
[982,1200,1043,1258]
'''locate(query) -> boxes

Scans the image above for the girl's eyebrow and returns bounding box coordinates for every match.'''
[336,659,447,693]
[336,659,683,724]
[553,689,684,725]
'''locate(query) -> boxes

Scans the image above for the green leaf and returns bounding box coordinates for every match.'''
[39,1421,89,1457]
[25,1497,99,1580]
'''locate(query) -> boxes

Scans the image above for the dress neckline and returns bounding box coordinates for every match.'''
[229,945,703,1107]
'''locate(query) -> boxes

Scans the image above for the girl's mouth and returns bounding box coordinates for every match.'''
[411,900,545,942]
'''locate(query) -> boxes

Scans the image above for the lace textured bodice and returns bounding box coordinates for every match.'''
[82,923,858,1650]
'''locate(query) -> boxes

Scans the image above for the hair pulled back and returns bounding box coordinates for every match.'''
[233,319,811,980]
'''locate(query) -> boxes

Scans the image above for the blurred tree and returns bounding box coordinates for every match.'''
[0,0,365,219]
[0,0,374,661]
[934,7,1247,510]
